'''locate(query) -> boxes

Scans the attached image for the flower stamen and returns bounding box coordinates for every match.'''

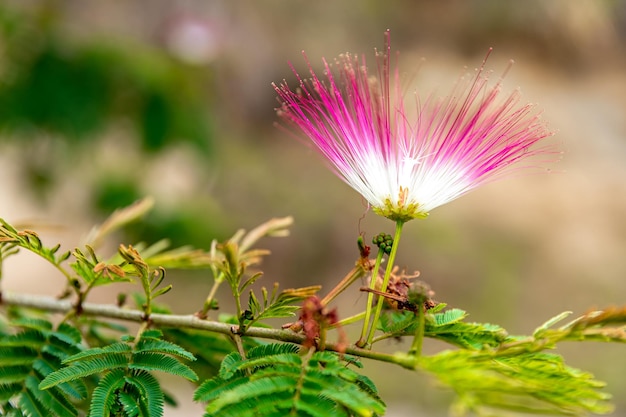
[274,31,557,223]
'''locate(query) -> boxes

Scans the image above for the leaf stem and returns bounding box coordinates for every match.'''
[234,288,244,327]
[320,263,370,307]
[357,250,384,347]
[135,321,150,341]
[199,277,222,319]
[330,311,366,328]
[366,221,404,346]
[290,347,316,416]
[230,329,247,360]
[409,302,425,356]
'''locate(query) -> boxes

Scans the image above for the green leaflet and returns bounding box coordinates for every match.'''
[88,368,172,416]
[246,285,321,326]
[218,343,301,380]
[118,390,141,417]
[131,352,198,381]
[378,308,508,349]
[420,349,613,415]
[123,370,164,417]
[430,308,467,326]
[18,387,49,417]
[40,354,130,388]
[162,328,241,380]
[71,246,133,289]
[40,329,197,417]
[61,342,132,363]
[206,375,299,412]
[0,219,71,272]
[135,335,197,361]
[89,369,127,417]
[194,374,251,404]
[25,375,77,417]
[0,320,85,417]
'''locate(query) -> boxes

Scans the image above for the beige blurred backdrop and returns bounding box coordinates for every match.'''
[1,1,625,416]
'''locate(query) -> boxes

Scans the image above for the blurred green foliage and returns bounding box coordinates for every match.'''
[0,5,213,151]
[0,3,222,246]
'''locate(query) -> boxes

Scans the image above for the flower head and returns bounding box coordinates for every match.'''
[274,32,556,222]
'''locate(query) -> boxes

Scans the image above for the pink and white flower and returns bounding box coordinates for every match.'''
[274,33,556,222]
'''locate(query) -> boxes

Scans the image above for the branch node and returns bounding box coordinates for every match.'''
[195,310,208,320]
[73,300,83,316]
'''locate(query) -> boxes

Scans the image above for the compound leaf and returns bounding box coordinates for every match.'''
[124,370,164,417]
[196,345,385,417]
[88,369,126,417]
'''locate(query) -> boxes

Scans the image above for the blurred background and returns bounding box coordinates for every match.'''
[1,1,625,416]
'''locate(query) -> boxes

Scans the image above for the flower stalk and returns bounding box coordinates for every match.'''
[357,249,385,347]
[367,221,404,346]
[409,300,426,356]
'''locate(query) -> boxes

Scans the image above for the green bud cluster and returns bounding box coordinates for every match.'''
[372,233,393,254]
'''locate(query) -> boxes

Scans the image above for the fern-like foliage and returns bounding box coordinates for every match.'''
[532,306,626,345]
[163,328,244,380]
[0,318,85,417]
[396,307,626,416]
[420,349,612,415]
[140,240,218,270]
[0,229,20,279]
[209,217,294,291]
[72,246,133,289]
[118,245,172,316]
[246,284,321,328]
[0,219,71,265]
[194,343,385,417]
[378,308,508,349]
[0,218,72,280]
[376,306,625,415]
[40,329,198,417]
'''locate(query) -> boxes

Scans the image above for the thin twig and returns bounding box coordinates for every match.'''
[0,291,413,368]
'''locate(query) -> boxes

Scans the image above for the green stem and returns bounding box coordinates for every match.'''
[319,325,327,351]
[366,221,404,346]
[199,277,222,319]
[291,347,316,416]
[409,301,425,356]
[234,284,244,327]
[331,311,366,329]
[357,250,384,347]
[231,331,247,360]
[320,264,370,307]
[371,333,396,344]
[135,321,150,341]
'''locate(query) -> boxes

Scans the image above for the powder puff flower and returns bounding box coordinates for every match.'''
[273,32,556,223]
